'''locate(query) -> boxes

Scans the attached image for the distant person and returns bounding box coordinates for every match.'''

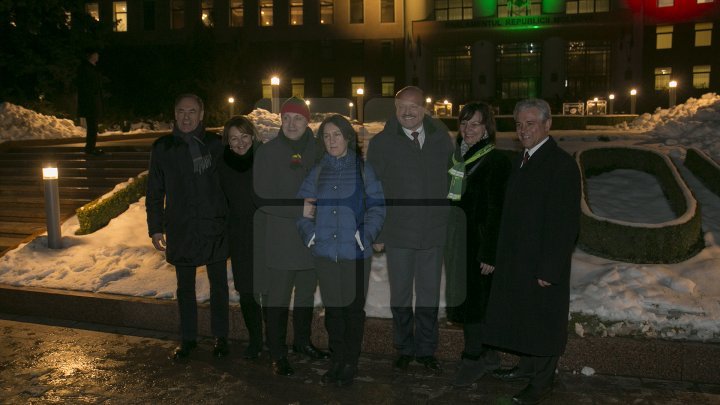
[218,116,265,359]
[296,115,385,387]
[444,102,511,387]
[76,48,104,155]
[146,94,230,360]
[254,97,329,376]
[482,98,581,404]
[366,86,454,373]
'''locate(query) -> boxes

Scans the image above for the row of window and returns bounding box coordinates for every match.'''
[260,76,396,99]
[85,0,396,32]
[658,0,713,6]
[656,23,713,49]
[654,66,711,90]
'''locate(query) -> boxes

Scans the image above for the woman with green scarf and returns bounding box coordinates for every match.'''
[444,102,512,387]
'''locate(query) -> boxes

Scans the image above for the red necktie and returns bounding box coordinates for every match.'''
[411,131,421,149]
[522,151,530,167]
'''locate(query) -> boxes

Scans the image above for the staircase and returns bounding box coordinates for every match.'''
[0,136,157,255]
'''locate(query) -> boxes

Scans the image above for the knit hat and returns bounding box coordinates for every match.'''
[281,97,310,121]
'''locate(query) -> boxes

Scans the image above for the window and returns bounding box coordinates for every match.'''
[291,78,305,98]
[565,41,611,101]
[229,0,244,27]
[693,65,711,89]
[201,0,213,27]
[656,25,673,49]
[290,1,303,25]
[695,22,713,46]
[113,2,127,32]
[381,40,393,60]
[697,0,714,3]
[381,0,395,23]
[320,1,333,24]
[143,1,156,30]
[86,3,99,21]
[435,0,473,21]
[351,76,365,95]
[171,0,184,29]
[566,0,610,13]
[654,67,672,90]
[321,78,335,97]
[262,79,272,99]
[495,43,540,99]
[434,45,472,102]
[381,76,395,96]
[657,0,673,6]
[259,0,273,26]
[497,0,541,17]
[350,0,363,24]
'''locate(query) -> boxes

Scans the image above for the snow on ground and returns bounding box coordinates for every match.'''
[0,102,85,140]
[1,97,720,342]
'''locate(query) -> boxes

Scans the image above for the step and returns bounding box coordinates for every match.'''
[0,221,46,235]
[0,151,150,161]
[0,159,149,169]
[0,167,146,178]
[0,176,131,187]
[0,195,92,205]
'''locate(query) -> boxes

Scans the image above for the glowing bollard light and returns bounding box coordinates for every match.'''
[356,88,365,124]
[668,80,677,108]
[42,165,62,249]
[348,102,354,120]
[608,93,615,114]
[305,99,311,116]
[630,89,637,115]
[271,76,280,114]
[228,97,235,118]
[425,97,432,114]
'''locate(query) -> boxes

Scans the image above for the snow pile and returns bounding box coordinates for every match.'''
[0,102,84,141]
[621,93,720,160]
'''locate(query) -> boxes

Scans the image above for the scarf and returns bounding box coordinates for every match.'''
[173,123,212,175]
[447,141,494,201]
[223,143,256,173]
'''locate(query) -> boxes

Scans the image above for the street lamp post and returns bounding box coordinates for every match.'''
[425,97,432,114]
[630,89,637,115]
[356,88,364,124]
[668,80,677,108]
[348,102,354,120]
[42,165,62,249]
[608,93,615,115]
[305,99,311,116]
[228,97,235,118]
[271,76,280,114]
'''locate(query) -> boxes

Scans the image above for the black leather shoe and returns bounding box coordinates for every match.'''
[86,148,104,156]
[335,364,358,387]
[512,384,553,404]
[321,362,342,385]
[292,344,330,360]
[393,354,413,371]
[170,340,197,360]
[272,357,294,376]
[416,356,443,374]
[243,344,262,360]
[492,366,534,382]
[212,337,229,358]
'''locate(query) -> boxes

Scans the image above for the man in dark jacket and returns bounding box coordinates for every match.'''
[366,86,454,373]
[76,48,104,155]
[146,94,230,360]
[482,98,581,404]
[253,97,329,377]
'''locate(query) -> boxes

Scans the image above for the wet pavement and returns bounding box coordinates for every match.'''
[1,313,719,404]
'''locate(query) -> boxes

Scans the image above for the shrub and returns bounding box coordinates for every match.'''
[75,172,148,235]
[684,148,720,198]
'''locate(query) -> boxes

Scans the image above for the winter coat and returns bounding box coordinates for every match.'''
[146,131,228,267]
[444,137,511,323]
[481,136,581,356]
[366,115,454,249]
[296,150,386,261]
[218,144,266,294]
[76,60,103,118]
[253,128,319,270]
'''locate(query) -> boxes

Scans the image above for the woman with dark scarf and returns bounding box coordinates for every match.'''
[443,102,512,387]
[218,115,267,359]
[146,94,229,360]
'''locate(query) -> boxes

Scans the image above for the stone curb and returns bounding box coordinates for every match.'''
[1,283,718,385]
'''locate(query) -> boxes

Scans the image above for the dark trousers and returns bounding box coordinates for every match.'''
[239,293,264,348]
[316,257,371,367]
[386,246,443,357]
[516,355,560,390]
[174,261,229,341]
[83,115,98,152]
[265,267,318,360]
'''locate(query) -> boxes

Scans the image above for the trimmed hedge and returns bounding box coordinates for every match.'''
[685,148,720,198]
[577,147,704,263]
[75,172,148,235]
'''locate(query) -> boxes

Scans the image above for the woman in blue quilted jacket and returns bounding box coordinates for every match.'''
[296,114,385,387]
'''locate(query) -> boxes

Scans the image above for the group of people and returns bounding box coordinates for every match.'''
[146,87,580,404]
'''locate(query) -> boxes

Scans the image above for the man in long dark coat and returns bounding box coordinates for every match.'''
[482,98,581,404]
[76,48,104,155]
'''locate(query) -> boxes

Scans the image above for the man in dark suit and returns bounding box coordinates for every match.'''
[481,98,581,404]
[367,86,454,373]
[76,48,104,155]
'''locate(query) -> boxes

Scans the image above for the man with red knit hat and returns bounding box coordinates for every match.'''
[254,97,329,376]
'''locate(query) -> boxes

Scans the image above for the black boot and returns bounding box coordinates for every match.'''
[240,293,263,359]
[171,340,197,360]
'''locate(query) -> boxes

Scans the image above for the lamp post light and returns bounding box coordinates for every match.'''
[608,93,615,115]
[443,99,451,117]
[348,102,354,120]
[425,97,432,114]
[356,88,364,124]
[668,80,678,108]
[42,165,62,249]
[305,99,311,116]
[270,76,280,114]
[630,88,637,115]
[228,97,235,118]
